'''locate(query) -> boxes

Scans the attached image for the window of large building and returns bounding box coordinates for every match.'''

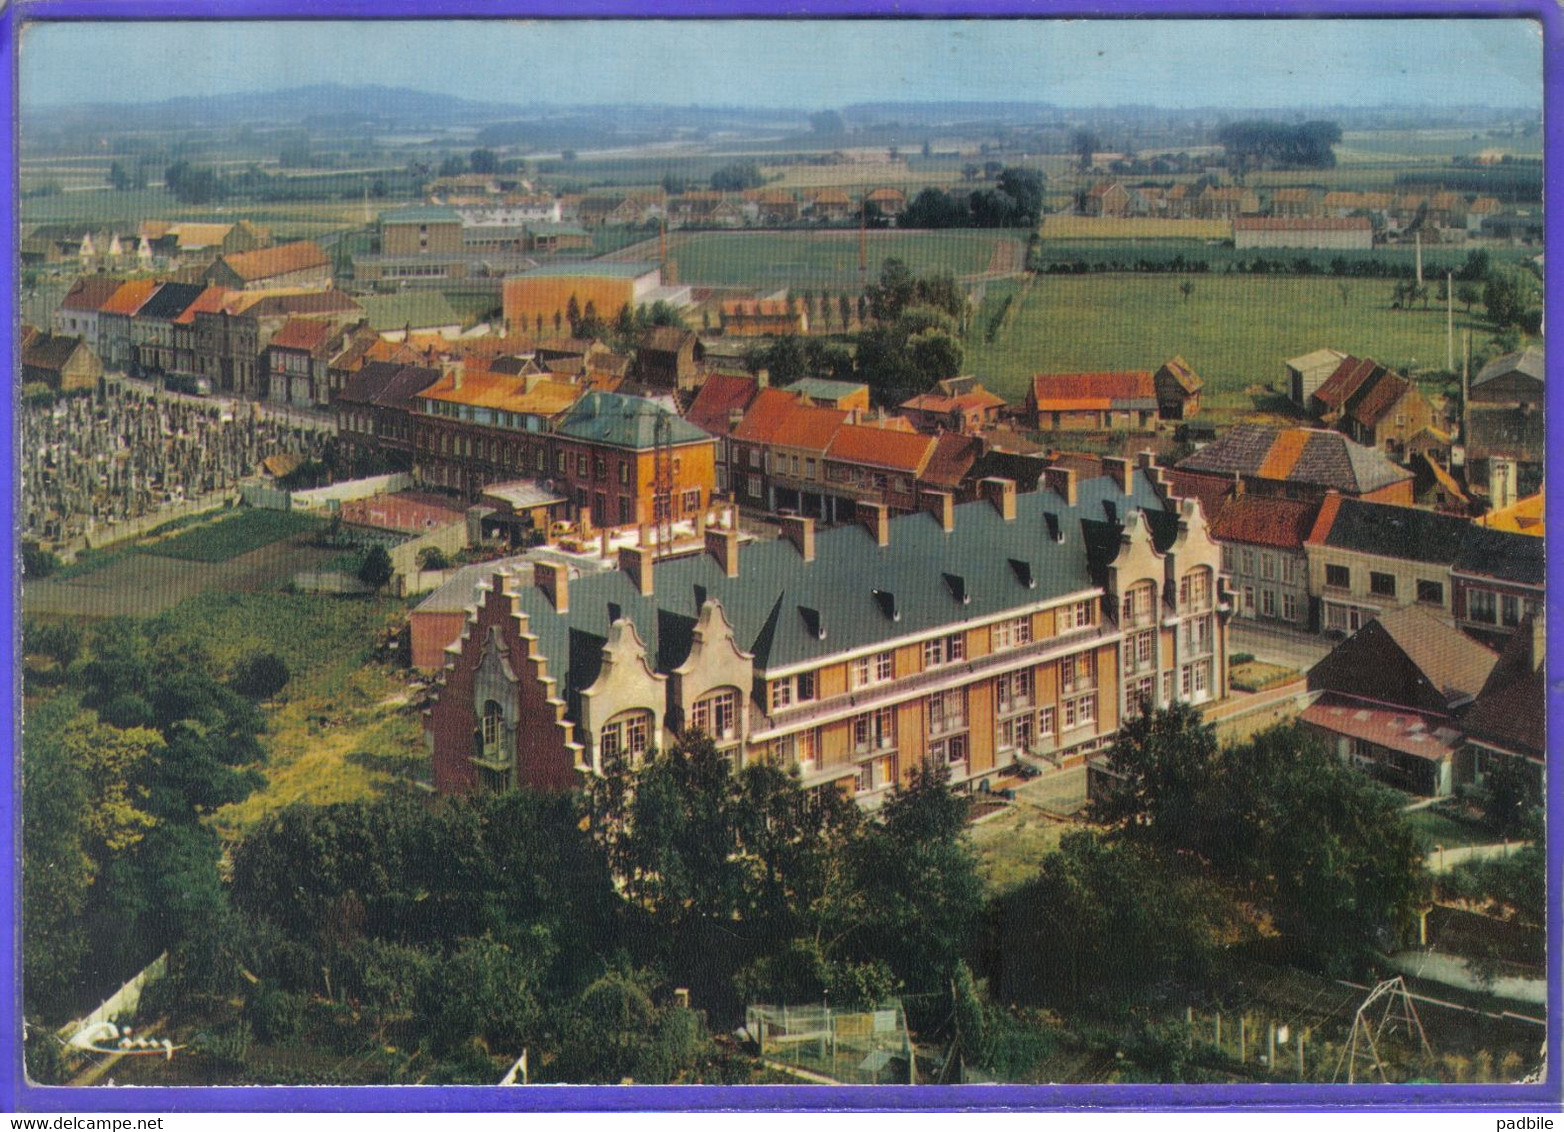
[1325,563,1350,589]
[1121,581,1156,627]
[855,754,898,795]
[922,632,966,668]
[1417,579,1444,605]
[1060,651,1095,694]
[480,700,503,758]
[928,734,969,774]
[769,671,816,712]
[1281,556,1299,585]
[1057,600,1093,635]
[692,688,739,742]
[992,615,1034,651]
[996,669,1035,715]
[1221,545,1236,573]
[1468,589,1497,624]
[600,709,653,768]
[771,728,819,773]
[1062,694,1096,731]
[851,650,895,689]
[1283,592,1298,621]
[852,707,897,753]
[1124,676,1156,720]
[1369,571,1397,598]
[927,687,968,735]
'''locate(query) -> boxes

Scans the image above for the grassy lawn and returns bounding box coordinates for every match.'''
[665,228,1024,289]
[142,508,323,562]
[964,273,1497,415]
[1404,807,1493,852]
[141,591,427,840]
[971,803,1077,896]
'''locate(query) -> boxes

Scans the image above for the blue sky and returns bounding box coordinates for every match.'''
[20,18,1543,110]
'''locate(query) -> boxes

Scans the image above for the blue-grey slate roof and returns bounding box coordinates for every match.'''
[490,472,1171,718]
[556,391,710,449]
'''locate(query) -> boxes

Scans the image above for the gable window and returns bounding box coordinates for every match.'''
[480,700,503,758]
[600,709,653,769]
[692,688,739,742]
[1121,582,1156,627]
[1325,564,1350,589]
[1369,571,1397,598]
[1417,579,1444,605]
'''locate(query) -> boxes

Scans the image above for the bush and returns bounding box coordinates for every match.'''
[418,546,450,571]
[1230,652,1254,666]
[22,545,59,579]
[245,981,309,1045]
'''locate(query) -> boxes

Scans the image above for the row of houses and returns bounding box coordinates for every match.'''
[1084,181,1502,232]
[1168,423,1543,646]
[21,218,273,272]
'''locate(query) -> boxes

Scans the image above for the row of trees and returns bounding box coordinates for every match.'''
[899,167,1045,230]
[1216,119,1343,171]
[131,735,981,1083]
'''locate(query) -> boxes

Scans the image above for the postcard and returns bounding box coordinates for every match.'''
[7,9,1556,1115]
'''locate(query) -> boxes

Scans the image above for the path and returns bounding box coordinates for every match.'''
[1424,841,1532,874]
[1383,951,1546,1007]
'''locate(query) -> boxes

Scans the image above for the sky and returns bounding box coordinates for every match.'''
[20,18,1544,111]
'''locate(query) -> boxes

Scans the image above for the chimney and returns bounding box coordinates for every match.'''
[1136,449,1156,470]
[1102,455,1134,496]
[706,525,740,577]
[1232,470,1245,497]
[1043,466,1077,506]
[921,489,955,533]
[979,477,1018,521]
[694,507,706,539]
[860,501,891,547]
[780,513,816,561]
[534,561,569,613]
[600,526,613,559]
[620,544,654,596]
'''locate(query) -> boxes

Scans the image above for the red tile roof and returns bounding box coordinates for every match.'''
[920,432,982,489]
[685,373,760,436]
[1349,370,1414,428]
[99,278,159,316]
[269,317,336,353]
[730,388,804,444]
[825,423,934,473]
[173,285,231,325]
[1029,371,1156,409]
[59,276,122,313]
[1209,493,1320,551]
[216,241,330,283]
[771,404,848,453]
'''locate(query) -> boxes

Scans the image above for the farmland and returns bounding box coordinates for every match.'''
[642,228,1029,289]
[964,273,1495,415]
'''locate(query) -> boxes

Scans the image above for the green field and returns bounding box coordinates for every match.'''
[142,507,323,562]
[964,273,1499,414]
[20,186,373,240]
[659,228,1026,289]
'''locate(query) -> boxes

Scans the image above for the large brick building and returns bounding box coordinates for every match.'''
[425,464,1232,803]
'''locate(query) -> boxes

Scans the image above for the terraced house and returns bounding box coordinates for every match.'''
[425,463,1231,804]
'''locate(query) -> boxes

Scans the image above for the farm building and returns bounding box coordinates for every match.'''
[203,241,333,291]
[1308,355,1433,462]
[22,331,102,393]
[1153,357,1204,420]
[1285,347,1348,407]
[720,298,809,338]
[1232,217,1373,250]
[1025,371,1160,432]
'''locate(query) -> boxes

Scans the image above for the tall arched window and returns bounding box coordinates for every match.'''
[1121,581,1156,628]
[480,700,503,758]
[1179,566,1213,612]
[691,687,740,743]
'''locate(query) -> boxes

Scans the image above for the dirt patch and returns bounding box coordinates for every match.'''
[984,237,1024,276]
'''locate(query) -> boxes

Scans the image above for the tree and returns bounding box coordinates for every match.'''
[710,162,763,192]
[580,299,603,340]
[997,166,1045,223]
[468,148,498,175]
[961,163,981,183]
[1216,119,1342,170]
[1339,281,1352,308]
[838,293,853,330]
[1456,281,1481,312]
[1482,756,1542,838]
[109,161,132,191]
[566,293,582,337]
[1483,267,1537,329]
[810,110,846,137]
[847,763,982,994]
[1072,129,1102,172]
[865,258,918,322]
[438,153,468,178]
[232,652,290,700]
[1179,280,1196,303]
[1091,701,1220,852]
[164,161,221,205]
[358,545,394,592]
[909,328,963,385]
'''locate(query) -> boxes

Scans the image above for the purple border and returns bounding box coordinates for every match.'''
[2,0,1559,1114]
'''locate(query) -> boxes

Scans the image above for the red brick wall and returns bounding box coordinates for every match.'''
[427,581,579,794]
